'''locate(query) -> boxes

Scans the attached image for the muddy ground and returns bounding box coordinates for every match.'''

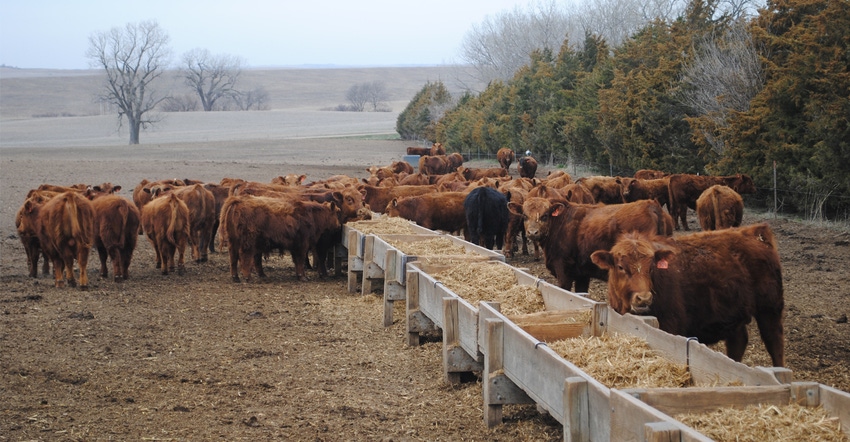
[1,139,849,441]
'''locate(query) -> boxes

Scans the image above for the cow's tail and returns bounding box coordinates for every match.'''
[62,192,91,250]
[166,194,180,244]
[193,184,207,222]
[219,198,238,250]
[711,187,721,230]
[115,201,130,249]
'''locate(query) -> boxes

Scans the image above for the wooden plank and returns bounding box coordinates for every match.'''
[442,297,481,384]
[563,377,589,442]
[819,384,850,439]
[607,308,785,387]
[507,310,591,342]
[644,422,681,442]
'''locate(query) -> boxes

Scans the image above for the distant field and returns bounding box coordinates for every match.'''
[0,65,483,147]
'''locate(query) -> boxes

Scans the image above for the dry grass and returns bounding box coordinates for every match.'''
[386,237,471,256]
[676,403,848,442]
[348,217,416,235]
[432,261,544,315]
[548,332,692,389]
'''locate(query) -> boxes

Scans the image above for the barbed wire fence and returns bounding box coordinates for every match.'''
[458,150,850,225]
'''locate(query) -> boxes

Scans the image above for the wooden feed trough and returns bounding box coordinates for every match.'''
[341,217,434,293]
[611,382,850,441]
[477,302,793,441]
[360,234,505,327]
[405,260,604,385]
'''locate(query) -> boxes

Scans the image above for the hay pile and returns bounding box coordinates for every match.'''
[548,332,692,389]
[348,217,415,235]
[432,261,544,315]
[676,403,848,442]
[387,237,472,256]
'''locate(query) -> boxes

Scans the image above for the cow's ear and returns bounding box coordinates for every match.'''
[391,198,398,207]
[591,250,614,270]
[24,200,35,214]
[112,185,122,193]
[549,202,566,217]
[507,202,523,216]
[298,175,306,184]
[332,191,344,202]
[143,187,151,194]
[654,249,675,269]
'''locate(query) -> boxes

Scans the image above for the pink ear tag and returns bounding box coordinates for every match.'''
[656,259,669,269]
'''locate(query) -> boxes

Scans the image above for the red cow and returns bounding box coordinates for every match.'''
[634,169,669,180]
[391,161,415,175]
[24,191,95,289]
[497,148,515,171]
[542,172,573,189]
[173,184,217,263]
[398,172,431,186]
[560,183,595,204]
[90,195,141,281]
[696,184,744,231]
[385,191,468,235]
[15,192,57,278]
[430,142,446,156]
[502,188,531,258]
[590,223,785,366]
[508,197,672,292]
[667,173,755,230]
[419,155,450,175]
[201,182,231,253]
[518,156,538,179]
[575,176,625,204]
[360,184,436,214]
[406,146,432,156]
[458,166,508,181]
[271,174,307,186]
[141,192,191,275]
[220,195,341,282]
[623,177,670,210]
[446,153,464,172]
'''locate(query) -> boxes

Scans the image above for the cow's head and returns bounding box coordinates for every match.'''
[508,197,565,242]
[590,233,675,315]
[334,188,364,223]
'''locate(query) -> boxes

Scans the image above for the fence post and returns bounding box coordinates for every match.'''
[773,160,778,219]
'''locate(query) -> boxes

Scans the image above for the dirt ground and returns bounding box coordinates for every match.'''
[1,139,849,441]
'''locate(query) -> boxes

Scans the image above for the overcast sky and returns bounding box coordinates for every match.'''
[1,0,538,69]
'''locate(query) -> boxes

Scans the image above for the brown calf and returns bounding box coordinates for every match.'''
[696,184,744,231]
[141,193,191,275]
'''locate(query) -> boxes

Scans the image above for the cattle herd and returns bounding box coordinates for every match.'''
[14,143,785,366]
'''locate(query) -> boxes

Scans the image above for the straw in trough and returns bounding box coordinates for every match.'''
[386,237,471,256]
[348,216,415,235]
[548,332,692,389]
[432,261,544,315]
[676,403,848,442]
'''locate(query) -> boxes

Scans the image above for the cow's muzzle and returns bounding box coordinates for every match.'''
[630,291,653,314]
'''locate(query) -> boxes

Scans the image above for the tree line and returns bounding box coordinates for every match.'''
[398,0,849,218]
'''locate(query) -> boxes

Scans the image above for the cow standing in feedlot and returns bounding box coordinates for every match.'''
[667,173,756,230]
[590,223,785,366]
[497,148,515,171]
[385,192,468,237]
[464,186,509,251]
[140,192,191,276]
[696,184,744,231]
[509,197,673,293]
[220,195,341,282]
[89,194,141,282]
[20,191,96,289]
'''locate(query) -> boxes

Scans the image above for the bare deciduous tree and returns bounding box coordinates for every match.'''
[87,20,171,145]
[233,86,270,111]
[181,48,244,112]
[365,80,389,111]
[345,81,389,112]
[679,20,763,154]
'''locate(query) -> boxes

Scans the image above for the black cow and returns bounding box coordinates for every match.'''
[464,186,509,250]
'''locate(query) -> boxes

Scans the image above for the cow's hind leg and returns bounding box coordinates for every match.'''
[97,244,110,279]
[52,258,66,288]
[724,323,749,362]
[755,310,785,367]
[77,247,89,290]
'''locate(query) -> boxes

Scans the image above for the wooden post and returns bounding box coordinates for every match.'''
[441,296,480,385]
[382,249,406,327]
[484,318,505,427]
[644,422,680,442]
[346,230,362,293]
[563,377,589,442]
